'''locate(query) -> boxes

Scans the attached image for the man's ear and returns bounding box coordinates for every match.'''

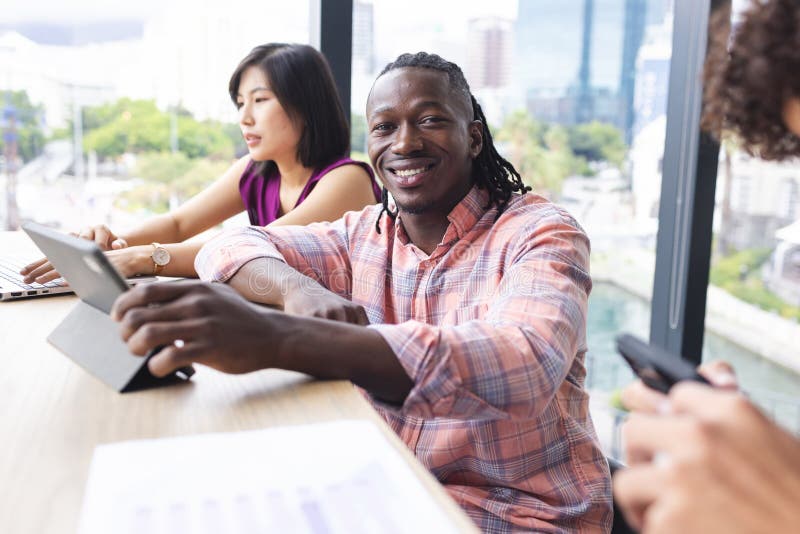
[468,120,484,159]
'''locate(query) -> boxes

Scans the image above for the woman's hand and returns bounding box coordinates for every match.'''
[20,225,129,284]
[614,384,800,534]
[106,246,154,278]
[620,359,739,414]
[75,224,129,250]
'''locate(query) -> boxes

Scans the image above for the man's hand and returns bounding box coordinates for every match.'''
[20,224,128,284]
[111,280,278,377]
[229,258,369,325]
[283,287,370,325]
[614,384,800,533]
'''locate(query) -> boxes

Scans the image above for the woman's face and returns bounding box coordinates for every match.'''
[783,97,800,138]
[235,66,302,163]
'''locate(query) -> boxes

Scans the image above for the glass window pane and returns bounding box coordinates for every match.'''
[703,1,800,434]
[0,1,309,232]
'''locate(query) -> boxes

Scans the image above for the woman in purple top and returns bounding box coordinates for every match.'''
[21,44,381,282]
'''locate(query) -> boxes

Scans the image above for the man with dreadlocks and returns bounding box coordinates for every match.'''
[112,52,612,532]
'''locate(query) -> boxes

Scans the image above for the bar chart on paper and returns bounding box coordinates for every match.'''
[78,421,460,534]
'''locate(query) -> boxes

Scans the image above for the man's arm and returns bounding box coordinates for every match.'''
[194,214,370,322]
[111,281,413,403]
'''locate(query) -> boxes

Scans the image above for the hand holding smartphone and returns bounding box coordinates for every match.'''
[615,333,710,393]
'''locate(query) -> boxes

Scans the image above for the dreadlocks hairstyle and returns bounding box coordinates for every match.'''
[702,0,800,161]
[373,52,530,233]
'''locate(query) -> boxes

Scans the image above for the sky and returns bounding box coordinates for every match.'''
[0,0,517,25]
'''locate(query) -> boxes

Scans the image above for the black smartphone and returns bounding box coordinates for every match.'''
[615,333,710,393]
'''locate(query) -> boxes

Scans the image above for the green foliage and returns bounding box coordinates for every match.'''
[119,153,231,214]
[0,90,46,162]
[81,98,234,159]
[710,248,800,320]
[496,111,587,196]
[567,121,627,167]
[134,152,194,184]
[176,116,235,159]
[351,113,367,153]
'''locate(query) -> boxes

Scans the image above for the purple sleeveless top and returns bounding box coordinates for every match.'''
[239,157,381,226]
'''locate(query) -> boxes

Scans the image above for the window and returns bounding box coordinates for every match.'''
[0,0,309,232]
[354,0,675,426]
[698,1,800,433]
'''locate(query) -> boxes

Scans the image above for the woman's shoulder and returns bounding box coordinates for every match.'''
[316,156,374,179]
[313,157,380,202]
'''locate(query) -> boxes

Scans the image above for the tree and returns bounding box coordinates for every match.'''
[0,90,45,163]
[120,153,230,213]
[567,121,627,168]
[496,111,585,197]
[81,99,235,160]
[351,113,367,154]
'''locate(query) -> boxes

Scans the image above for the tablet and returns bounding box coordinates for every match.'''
[21,222,193,392]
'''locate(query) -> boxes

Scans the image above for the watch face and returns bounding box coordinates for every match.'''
[153,247,171,266]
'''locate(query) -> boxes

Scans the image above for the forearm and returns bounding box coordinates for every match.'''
[120,213,183,246]
[227,257,323,307]
[115,241,205,278]
[273,312,413,404]
[374,320,575,420]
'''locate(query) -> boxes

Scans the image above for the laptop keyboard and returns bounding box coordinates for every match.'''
[0,258,64,291]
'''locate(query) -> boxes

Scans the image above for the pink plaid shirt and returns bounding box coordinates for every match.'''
[196,186,612,533]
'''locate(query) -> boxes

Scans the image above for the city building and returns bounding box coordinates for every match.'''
[465,17,513,91]
[514,0,654,138]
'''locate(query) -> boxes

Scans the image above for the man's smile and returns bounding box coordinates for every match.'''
[385,161,436,187]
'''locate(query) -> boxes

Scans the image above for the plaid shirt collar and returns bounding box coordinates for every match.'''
[394,185,491,253]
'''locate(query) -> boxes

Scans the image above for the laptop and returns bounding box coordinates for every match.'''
[19,221,192,391]
[0,234,156,302]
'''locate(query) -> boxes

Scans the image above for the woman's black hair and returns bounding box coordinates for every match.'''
[373,51,530,233]
[229,43,349,177]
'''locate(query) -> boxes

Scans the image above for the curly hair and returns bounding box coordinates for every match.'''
[372,52,530,232]
[702,0,800,161]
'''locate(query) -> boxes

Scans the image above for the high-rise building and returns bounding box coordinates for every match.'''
[620,0,648,143]
[466,17,513,91]
[514,0,658,137]
[353,1,375,77]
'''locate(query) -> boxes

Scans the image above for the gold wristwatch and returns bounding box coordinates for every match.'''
[150,243,171,275]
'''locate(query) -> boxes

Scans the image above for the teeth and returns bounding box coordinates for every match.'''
[395,167,426,177]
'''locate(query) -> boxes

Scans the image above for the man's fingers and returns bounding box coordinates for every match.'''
[613,464,665,531]
[118,301,203,341]
[147,343,199,378]
[20,257,48,275]
[126,318,206,356]
[112,281,207,321]
[621,380,668,414]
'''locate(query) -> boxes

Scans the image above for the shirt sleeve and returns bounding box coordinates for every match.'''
[369,208,592,421]
[195,212,365,298]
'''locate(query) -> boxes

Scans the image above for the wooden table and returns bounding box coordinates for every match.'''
[0,231,477,534]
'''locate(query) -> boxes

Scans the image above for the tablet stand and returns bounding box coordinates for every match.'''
[47,300,191,392]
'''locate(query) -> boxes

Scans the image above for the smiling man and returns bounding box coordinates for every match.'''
[112,52,612,532]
